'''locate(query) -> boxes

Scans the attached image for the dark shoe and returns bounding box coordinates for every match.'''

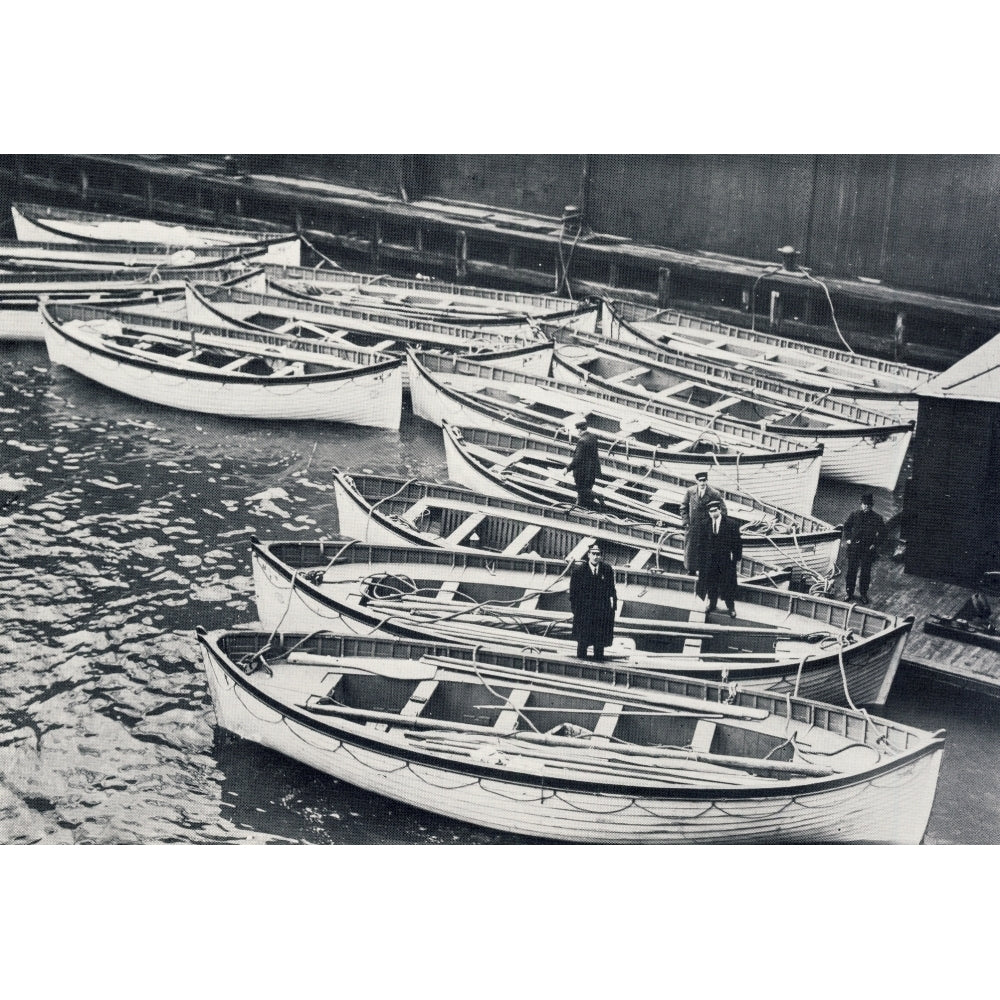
[845,592,854,601]
[726,608,737,618]
[860,594,870,603]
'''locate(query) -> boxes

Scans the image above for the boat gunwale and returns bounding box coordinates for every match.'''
[14,202,297,245]
[555,334,918,434]
[332,469,794,584]
[606,298,937,382]
[199,627,943,801]
[443,422,837,535]
[410,347,829,456]
[0,264,266,290]
[252,537,903,638]
[42,307,403,386]
[267,274,596,329]
[264,262,599,313]
[191,283,548,346]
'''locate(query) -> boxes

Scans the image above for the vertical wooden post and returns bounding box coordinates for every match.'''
[554,246,564,294]
[893,311,907,361]
[371,218,382,269]
[801,295,815,325]
[769,290,782,331]
[295,209,303,234]
[608,261,619,288]
[79,169,89,203]
[234,195,242,219]
[741,287,752,312]
[455,230,468,279]
[578,154,592,234]
[657,267,672,307]
[415,228,424,253]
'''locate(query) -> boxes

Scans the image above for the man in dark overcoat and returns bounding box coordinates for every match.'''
[842,492,885,603]
[565,415,603,509]
[695,498,743,617]
[569,542,617,660]
[680,469,727,573]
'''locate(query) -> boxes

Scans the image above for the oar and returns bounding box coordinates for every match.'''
[507,730,836,778]
[286,651,436,680]
[296,698,833,779]
[363,597,834,642]
[418,655,771,720]
[403,732,755,788]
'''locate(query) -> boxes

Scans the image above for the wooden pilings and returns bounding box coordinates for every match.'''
[894,311,907,361]
[769,290,782,332]
[657,267,672,308]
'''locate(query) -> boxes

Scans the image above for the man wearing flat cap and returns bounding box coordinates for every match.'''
[695,497,742,617]
[842,492,885,603]
[564,415,603,510]
[681,469,727,574]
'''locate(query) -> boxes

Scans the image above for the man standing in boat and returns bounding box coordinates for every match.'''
[681,469,727,574]
[564,415,603,510]
[842,493,885,603]
[569,542,617,661]
[695,498,742,617]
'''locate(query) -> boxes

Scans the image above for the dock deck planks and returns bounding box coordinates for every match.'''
[862,557,1000,697]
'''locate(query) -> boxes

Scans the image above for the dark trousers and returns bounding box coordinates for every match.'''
[574,479,602,510]
[704,582,735,613]
[846,551,874,598]
[577,642,605,661]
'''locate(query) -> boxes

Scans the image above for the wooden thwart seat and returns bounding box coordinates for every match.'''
[488,448,529,473]
[566,536,596,562]
[690,719,717,753]
[398,499,430,527]
[495,688,532,732]
[606,365,650,385]
[628,550,652,570]
[400,679,439,718]
[502,523,542,555]
[591,702,623,741]
[444,511,486,546]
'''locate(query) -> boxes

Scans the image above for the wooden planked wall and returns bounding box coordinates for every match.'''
[27,154,1000,305]
[394,153,999,304]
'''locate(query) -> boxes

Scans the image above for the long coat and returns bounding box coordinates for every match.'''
[680,483,727,572]
[695,514,743,603]
[567,431,601,489]
[843,508,885,566]
[569,560,617,647]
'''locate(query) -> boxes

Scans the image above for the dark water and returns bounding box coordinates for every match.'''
[1,342,996,844]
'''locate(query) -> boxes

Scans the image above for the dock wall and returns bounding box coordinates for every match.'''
[4,153,1000,368]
